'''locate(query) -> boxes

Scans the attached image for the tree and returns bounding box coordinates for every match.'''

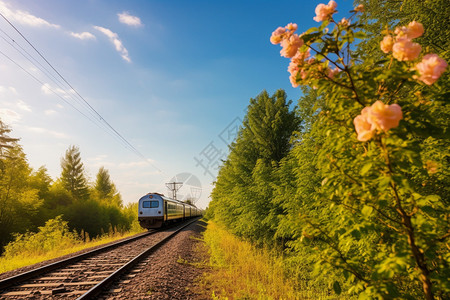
[357,0,449,61]
[0,145,42,252]
[60,145,89,201]
[0,120,19,159]
[93,167,122,207]
[268,2,448,298]
[210,89,300,246]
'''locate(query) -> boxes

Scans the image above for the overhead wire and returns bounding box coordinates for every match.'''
[0,28,133,151]
[0,12,164,174]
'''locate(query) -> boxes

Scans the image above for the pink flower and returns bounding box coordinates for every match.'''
[280,33,303,58]
[288,60,300,87]
[354,4,364,12]
[285,23,298,32]
[354,101,403,141]
[313,0,337,22]
[392,38,421,61]
[270,27,286,45]
[415,54,448,85]
[288,50,310,87]
[406,21,424,39]
[339,18,350,27]
[327,67,340,79]
[380,35,394,53]
[367,101,403,132]
[354,107,375,142]
[394,21,424,40]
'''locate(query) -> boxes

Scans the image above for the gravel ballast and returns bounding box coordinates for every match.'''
[101,219,208,299]
[0,219,210,299]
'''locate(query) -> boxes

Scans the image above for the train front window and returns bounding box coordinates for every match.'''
[143,201,159,208]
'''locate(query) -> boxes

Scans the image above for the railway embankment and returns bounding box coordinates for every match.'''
[0,219,207,299]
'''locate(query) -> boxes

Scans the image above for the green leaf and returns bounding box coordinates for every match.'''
[360,162,372,175]
[333,281,342,295]
[353,31,366,39]
[350,229,361,239]
[361,205,373,217]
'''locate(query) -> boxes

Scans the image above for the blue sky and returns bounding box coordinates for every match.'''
[0,0,355,208]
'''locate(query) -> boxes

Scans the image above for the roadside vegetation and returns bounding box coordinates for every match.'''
[207,0,448,299]
[199,221,338,300]
[0,120,145,271]
[0,214,144,274]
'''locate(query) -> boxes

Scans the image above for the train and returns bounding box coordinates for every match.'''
[138,193,202,229]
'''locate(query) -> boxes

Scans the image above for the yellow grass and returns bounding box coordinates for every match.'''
[200,221,336,300]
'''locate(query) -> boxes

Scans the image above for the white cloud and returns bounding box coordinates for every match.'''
[8,86,17,94]
[118,160,148,168]
[88,154,109,162]
[70,31,96,40]
[118,159,155,169]
[0,1,60,28]
[41,83,52,95]
[26,126,68,139]
[118,11,142,27]
[44,109,57,116]
[0,108,21,124]
[41,83,74,98]
[93,26,131,63]
[0,86,18,95]
[16,100,31,112]
[86,155,118,169]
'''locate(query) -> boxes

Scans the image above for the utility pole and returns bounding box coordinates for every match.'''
[165,182,183,200]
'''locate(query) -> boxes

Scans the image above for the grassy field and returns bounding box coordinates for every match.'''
[198,221,339,300]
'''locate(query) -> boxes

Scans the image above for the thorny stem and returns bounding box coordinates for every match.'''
[344,65,364,106]
[380,138,434,300]
[319,69,353,89]
[308,44,344,71]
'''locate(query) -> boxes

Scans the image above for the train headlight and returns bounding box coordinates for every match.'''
[139,211,143,214]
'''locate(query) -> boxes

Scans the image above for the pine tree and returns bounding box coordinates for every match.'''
[210,89,300,245]
[60,145,89,201]
[0,120,19,159]
[94,167,122,207]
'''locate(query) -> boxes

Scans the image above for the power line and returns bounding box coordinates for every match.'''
[0,29,136,152]
[0,12,163,174]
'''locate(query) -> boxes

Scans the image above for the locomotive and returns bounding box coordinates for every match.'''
[138,193,202,229]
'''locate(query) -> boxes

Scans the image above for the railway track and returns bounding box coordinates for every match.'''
[0,218,200,299]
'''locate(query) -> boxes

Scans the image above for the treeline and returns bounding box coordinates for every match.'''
[207,0,448,299]
[0,121,138,254]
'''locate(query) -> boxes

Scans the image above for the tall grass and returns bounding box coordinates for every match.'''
[0,216,145,274]
[200,221,342,300]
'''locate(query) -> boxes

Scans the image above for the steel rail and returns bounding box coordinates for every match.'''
[0,230,155,290]
[76,217,200,300]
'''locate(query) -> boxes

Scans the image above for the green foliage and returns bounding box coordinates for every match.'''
[62,200,128,238]
[210,89,299,247]
[0,122,137,256]
[209,2,449,300]
[0,142,43,251]
[357,0,449,61]
[2,216,80,257]
[93,166,123,207]
[0,120,19,159]
[60,145,90,201]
